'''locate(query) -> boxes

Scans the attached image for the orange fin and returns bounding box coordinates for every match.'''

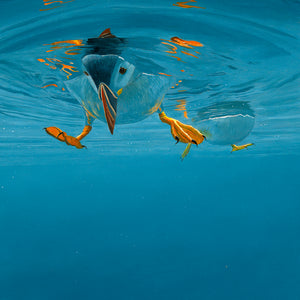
[98,28,116,39]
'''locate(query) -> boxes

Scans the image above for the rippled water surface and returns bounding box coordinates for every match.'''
[1,0,299,162]
[0,1,299,299]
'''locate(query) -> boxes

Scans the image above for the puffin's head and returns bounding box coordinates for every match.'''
[82,54,136,134]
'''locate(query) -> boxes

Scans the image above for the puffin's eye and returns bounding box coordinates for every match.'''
[119,67,127,75]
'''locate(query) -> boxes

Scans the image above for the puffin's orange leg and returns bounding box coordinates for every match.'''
[44,125,92,149]
[159,111,205,145]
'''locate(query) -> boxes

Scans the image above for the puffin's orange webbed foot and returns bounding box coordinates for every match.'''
[159,112,205,145]
[44,127,87,149]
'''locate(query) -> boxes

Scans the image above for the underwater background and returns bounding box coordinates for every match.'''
[0,0,300,299]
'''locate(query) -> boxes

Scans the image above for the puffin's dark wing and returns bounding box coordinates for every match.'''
[84,28,126,56]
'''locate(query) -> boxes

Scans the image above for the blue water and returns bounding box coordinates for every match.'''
[1,0,300,299]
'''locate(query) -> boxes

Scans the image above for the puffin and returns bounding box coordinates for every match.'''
[44,29,205,153]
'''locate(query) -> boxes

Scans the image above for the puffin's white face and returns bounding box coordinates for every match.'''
[82,54,136,95]
[82,54,136,134]
[110,57,136,93]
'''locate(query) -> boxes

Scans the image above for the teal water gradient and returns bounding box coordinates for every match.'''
[1,0,300,299]
[0,155,299,299]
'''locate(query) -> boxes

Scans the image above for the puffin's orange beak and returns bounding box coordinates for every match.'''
[98,83,118,134]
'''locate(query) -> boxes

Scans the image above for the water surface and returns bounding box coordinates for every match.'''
[0,0,299,299]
